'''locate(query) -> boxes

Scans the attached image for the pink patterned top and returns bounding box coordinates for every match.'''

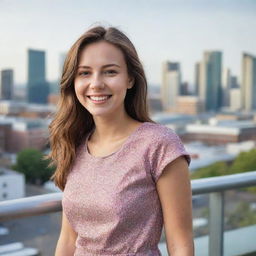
[62,121,191,256]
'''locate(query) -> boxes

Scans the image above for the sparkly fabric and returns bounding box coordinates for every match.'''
[62,122,191,256]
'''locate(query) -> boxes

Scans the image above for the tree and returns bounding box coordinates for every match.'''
[190,148,256,194]
[12,148,55,185]
[191,161,228,179]
[228,149,256,174]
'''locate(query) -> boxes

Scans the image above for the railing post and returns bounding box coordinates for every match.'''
[209,191,224,256]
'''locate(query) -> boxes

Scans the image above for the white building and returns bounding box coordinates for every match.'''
[0,168,25,201]
[222,68,231,107]
[161,61,181,111]
[230,88,242,111]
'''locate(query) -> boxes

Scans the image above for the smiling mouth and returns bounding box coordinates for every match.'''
[87,95,112,103]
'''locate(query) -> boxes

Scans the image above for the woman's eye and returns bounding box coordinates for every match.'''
[77,70,117,76]
[78,71,90,76]
[105,70,117,74]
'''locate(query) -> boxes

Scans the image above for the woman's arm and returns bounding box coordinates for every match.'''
[55,211,78,256]
[156,156,194,256]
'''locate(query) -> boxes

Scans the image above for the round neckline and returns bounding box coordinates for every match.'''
[85,121,150,160]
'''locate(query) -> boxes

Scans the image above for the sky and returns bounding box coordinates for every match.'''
[0,0,256,88]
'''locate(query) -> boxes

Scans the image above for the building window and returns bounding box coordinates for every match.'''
[2,192,7,198]
[2,182,7,188]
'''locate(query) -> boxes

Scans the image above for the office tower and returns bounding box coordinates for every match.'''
[27,49,50,104]
[180,82,189,95]
[1,69,14,100]
[241,53,256,111]
[161,61,181,111]
[198,51,222,112]
[194,62,200,95]
[230,75,239,89]
[230,88,242,111]
[49,81,59,94]
[222,68,231,107]
[59,52,67,77]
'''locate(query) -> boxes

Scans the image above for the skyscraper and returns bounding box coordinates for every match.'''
[198,51,222,112]
[241,53,256,111]
[230,75,239,89]
[222,68,231,107]
[1,69,14,100]
[59,52,67,77]
[27,49,49,104]
[194,62,200,95]
[161,61,181,111]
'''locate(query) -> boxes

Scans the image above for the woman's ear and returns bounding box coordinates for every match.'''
[128,77,135,89]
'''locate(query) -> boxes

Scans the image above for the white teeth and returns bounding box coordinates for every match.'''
[90,96,110,101]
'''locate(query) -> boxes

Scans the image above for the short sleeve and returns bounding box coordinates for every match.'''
[149,128,191,183]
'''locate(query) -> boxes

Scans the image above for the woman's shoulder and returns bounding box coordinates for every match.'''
[142,122,191,174]
[142,122,177,139]
[141,122,187,154]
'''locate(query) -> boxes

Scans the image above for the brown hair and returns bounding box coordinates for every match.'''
[44,25,156,191]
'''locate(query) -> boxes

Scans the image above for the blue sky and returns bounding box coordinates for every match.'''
[0,0,255,88]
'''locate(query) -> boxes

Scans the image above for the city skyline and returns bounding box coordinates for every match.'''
[0,0,256,87]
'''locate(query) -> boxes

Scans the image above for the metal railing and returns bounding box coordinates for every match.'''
[1,171,256,256]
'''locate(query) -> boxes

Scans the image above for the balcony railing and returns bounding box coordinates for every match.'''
[1,171,256,256]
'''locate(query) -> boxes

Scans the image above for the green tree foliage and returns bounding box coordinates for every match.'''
[12,148,55,185]
[190,148,256,193]
[191,148,256,179]
[191,161,228,179]
[228,149,256,174]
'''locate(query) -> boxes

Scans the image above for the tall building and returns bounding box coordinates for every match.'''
[59,52,67,77]
[222,68,231,107]
[161,61,181,111]
[241,53,256,111]
[1,69,14,100]
[230,88,242,111]
[198,51,222,112]
[27,49,49,104]
[230,75,239,89]
[180,82,189,95]
[194,62,200,95]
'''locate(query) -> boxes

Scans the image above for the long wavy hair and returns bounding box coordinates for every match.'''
[44,25,156,191]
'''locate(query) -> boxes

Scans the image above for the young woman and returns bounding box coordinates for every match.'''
[46,25,194,256]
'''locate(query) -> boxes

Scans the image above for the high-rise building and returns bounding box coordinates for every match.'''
[194,62,200,95]
[198,51,222,112]
[241,53,256,111]
[230,75,239,89]
[59,52,67,77]
[1,69,14,100]
[161,61,181,111]
[27,49,49,104]
[180,82,189,95]
[230,88,242,111]
[222,68,231,107]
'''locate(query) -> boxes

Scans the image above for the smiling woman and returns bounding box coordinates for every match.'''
[74,40,134,117]
[44,24,194,256]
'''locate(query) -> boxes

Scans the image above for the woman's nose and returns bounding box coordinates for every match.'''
[90,73,104,89]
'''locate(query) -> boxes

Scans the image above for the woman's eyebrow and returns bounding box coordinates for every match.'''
[78,64,121,69]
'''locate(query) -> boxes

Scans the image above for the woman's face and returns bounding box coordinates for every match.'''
[74,40,133,118]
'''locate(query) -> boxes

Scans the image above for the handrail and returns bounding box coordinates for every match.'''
[0,193,62,221]
[1,171,255,221]
[0,171,256,256]
[192,171,256,194]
